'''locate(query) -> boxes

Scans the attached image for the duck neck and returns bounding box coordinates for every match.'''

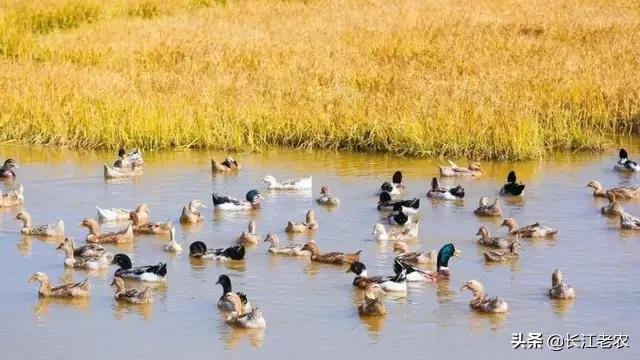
[221,281,232,295]
[85,222,99,236]
[113,281,126,297]
[470,289,485,303]
[62,245,75,261]
[593,187,605,197]
[38,280,51,296]
[20,215,32,229]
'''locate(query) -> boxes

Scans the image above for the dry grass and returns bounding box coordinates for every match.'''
[0,0,639,159]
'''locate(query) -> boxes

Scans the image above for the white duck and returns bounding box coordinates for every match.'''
[164,225,182,253]
[262,175,312,190]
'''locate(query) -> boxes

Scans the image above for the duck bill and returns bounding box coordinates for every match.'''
[453,249,462,257]
[460,284,468,291]
[55,243,64,250]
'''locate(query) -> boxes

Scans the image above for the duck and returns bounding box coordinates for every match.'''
[189,241,245,261]
[500,218,558,238]
[586,180,640,199]
[473,197,502,217]
[439,160,482,177]
[104,163,143,179]
[164,225,182,253]
[111,277,153,304]
[614,148,640,172]
[601,191,624,216]
[110,254,167,282]
[262,175,312,190]
[113,148,144,169]
[29,272,90,298]
[393,243,461,282]
[211,157,241,172]
[476,226,518,249]
[96,206,133,222]
[483,240,521,262]
[379,171,404,195]
[179,199,206,223]
[0,184,24,207]
[15,211,64,237]
[345,260,407,292]
[212,190,261,210]
[372,223,417,242]
[0,159,18,178]
[358,283,387,316]
[60,237,107,258]
[237,220,261,245]
[549,269,576,299]
[619,210,640,230]
[285,209,318,233]
[263,234,307,255]
[216,274,253,314]
[392,241,436,264]
[500,171,525,196]
[81,218,134,244]
[225,308,267,329]
[131,216,172,235]
[427,177,465,200]
[377,191,419,214]
[461,280,508,313]
[300,241,361,265]
[316,186,340,207]
[386,207,415,226]
[56,240,111,270]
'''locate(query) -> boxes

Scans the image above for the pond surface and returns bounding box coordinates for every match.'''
[0,145,638,360]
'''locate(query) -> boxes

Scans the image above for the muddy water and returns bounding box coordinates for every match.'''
[0,145,638,359]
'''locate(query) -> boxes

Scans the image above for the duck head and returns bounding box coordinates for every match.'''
[364,283,386,300]
[378,191,392,204]
[431,177,439,190]
[392,171,403,185]
[460,280,484,294]
[620,148,629,160]
[585,180,602,191]
[117,148,126,158]
[437,243,461,269]
[475,226,489,238]
[189,199,206,211]
[246,190,261,203]
[29,272,48,283]
[506,170,517,184]
[552,269,563,287]
[263,233,279,246]
[111,254,133,270]
[477,197,489,207]
[500,218,517,232]
[305,209,316,223]
[3,159,18,170]
[300,241,320,256]
[320,186,330,195]
[346,261,367,276]
[380,182,393,193]
[216,274,232,294]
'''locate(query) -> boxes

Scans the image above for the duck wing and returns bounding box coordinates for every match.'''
[212,193,240,206]
[130,263,167,277]
[221,245,245,260]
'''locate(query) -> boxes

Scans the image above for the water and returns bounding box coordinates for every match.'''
[0,145,638,360]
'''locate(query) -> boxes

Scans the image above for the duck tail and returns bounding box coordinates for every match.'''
[237,292,249,305]
[155,263,167,277]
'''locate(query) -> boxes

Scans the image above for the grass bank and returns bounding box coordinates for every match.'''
[0,0,639,159]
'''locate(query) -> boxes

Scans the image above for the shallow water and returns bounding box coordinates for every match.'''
[0,145,638,359]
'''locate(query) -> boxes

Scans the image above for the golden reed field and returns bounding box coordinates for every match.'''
[0,0,639,159]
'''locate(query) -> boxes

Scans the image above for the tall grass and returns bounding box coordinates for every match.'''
[0,0,639,159]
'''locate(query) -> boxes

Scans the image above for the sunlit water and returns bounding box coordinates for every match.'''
[0,145,638,359]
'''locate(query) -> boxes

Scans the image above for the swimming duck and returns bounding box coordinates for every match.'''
[64,237,107,258]
[104,163,143,179]
[392,241,436,264]
[0,184,24,207]
[461,280,508,313]
[113,148,144,169]
[179,200,206,224]
[346,260,407,292]
[29,272,90,298]
[476,226,518,249]
[56,240,111,270]
[439,160,483,177]
[212,190,261,210]
[263,234,307,255]
[131,216,172,235]
[96,206,133,222]
[189,241,246,261]
[81,218,134,244]
[111,277,153,304]
[237,220,261,245]
[225,308,267,329]
[262,175,312,190]
[164,225,182,253]
[15,211,64,237]
[395,243,461,282]
[473,197,502,217]
[372,223,417,242]
[614,148,640,172]
[379,171,404,195]
[216,274,253,314]
[316,186,340,207]
[211,157,241,172]
[377,191,419,214]
[500,218,558,238]
[619,210,640,230]
[300,241,361,265]
[548,269,576,299]
[427,178,465,200]
[586,180,640,199]
[285,209,318,233]
[601,191,624,216]
[111,254,167,282]
[500,171,525,196]
[0,159,18,178]
[483,240,521,262]
[358,283,387,316]
[386,207,414,226]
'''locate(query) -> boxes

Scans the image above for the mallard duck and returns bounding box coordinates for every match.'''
[111,254,167,282]
[237,220,261,245]
[64,237,107,258]
[300,241,361,265]
[500,218,558,238]
[189,241,245,261]
[179,200,206,223]
[164,225,182,253]
[104,163,143,179]
[483,240,521,262]
[601,191,624,216]
[15,211,64,237]
[379,171,404,195]
[473,197,502,217]
[398,243,461,282]
[476,226,518,249]
[263,234,307,255]
[346,260,407,292]
[586,180,640,199]
[549,269,576,299]
[56,240,111,270]
[0,159,18,178]
[372,223,417,242]
[113,148,144,169]
[377,191,419,214]
[262,175,312,190]
[358,283,387,316]
[225,308,266,329]
[81,218,134,244]
[211,157,241,172]
[0,184,24,207]
[392,241,436,264]
[439,160,482,177]
[212,190,261,210]
[29,272,90,298]
[461,280,508,313]
[619,210,640,230]
[614,148,640,172]
[96,206,132,222]
[285,209,318,233]
[500,171,525,196]
[216,274,253,314]
[427,177,465,200]
[316,186,340,207]
[111,277,153,304]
